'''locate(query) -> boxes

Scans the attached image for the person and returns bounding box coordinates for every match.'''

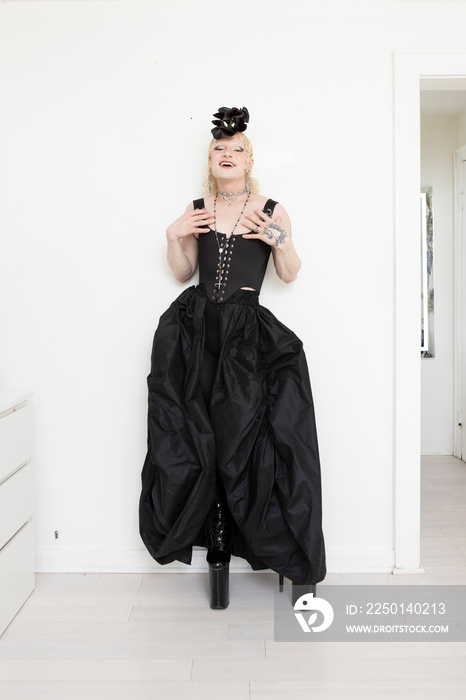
[139,107,326,609]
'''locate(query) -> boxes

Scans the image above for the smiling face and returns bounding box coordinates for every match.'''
[209,134,253,189]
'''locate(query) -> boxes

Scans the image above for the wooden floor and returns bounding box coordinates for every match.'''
[1,455,466,699]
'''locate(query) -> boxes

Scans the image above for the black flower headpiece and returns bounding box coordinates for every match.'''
[211,106,249,139]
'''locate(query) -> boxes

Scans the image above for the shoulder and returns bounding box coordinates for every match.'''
[190,197,206,212]
[183,198,208,214]
[251,194,286,213]
[201,194,215,210]
[248,194,269,209]
[272,201,288,218]
[244,194,281,214]
[257,196,289,220]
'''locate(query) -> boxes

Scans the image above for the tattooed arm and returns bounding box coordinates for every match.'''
[242,204,302,283]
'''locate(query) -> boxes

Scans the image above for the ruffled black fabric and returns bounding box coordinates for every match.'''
[139,285,326,585]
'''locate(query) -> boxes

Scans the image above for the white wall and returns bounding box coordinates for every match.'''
[420,117,455,454]
[2,0,466,574]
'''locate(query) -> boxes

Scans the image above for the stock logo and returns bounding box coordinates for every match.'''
[293,592,334,633]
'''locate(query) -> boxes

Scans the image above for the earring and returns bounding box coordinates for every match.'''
[208,172,212,194]
[246,170,251,192]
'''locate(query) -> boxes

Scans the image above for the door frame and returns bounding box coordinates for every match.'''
[454,145,466,460]
[394,51,466,571]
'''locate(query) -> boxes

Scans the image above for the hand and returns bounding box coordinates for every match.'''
[166,208,214,242]
[241,208,288,248]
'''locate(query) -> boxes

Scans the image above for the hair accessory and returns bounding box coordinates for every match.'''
[211,106,249,139]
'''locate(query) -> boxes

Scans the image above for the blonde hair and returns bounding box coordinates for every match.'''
[203,132,260,195]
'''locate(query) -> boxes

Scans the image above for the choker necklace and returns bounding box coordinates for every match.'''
[212,190,250,302]
[217,188,248,207]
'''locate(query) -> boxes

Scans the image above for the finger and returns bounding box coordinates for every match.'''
[242,232,263,239]
[240,218,260,232]
[242,213,263,226]
[243,231,264,238]
[194,218,214,225]
[192,213,214,221]
[191,209,213,217]
[255,208,270,220]
[243,210,264,225]
[241,213,256,225]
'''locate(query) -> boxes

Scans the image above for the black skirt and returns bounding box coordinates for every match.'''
[139,284,326,585]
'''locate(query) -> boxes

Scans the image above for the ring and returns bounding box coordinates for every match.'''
[254,227,259,233]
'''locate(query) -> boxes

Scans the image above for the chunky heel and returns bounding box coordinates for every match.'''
[208,561,230,609]
[292,583,316,606]
[279,574,284,592]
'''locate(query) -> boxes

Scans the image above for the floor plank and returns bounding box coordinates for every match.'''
[1,455,466,699]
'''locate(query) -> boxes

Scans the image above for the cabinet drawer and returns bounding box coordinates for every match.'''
[0,521,35,636]
[0,463,34,551]
[0,403,33,483]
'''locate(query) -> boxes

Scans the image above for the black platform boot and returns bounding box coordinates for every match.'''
[206,494,231,609]
[278,576,317,606]
[291,583,317,606]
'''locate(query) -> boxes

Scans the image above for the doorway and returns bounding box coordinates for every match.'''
[419,89,466,462]
[394,51,466,572]
[454,145,466,462]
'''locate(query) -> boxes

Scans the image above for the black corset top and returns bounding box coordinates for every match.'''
[194,197,277,303]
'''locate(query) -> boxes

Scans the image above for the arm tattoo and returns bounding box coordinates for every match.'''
[263,222,287,246]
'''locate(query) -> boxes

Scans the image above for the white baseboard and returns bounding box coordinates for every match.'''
[392,566,426,575]
[421,437,454,455]
[35,547,260,574]
[329,547,396,573]
[35,546,399,574]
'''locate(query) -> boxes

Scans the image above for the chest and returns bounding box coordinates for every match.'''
[206,198,264,236]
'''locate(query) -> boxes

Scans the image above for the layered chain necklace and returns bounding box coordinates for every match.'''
[217,187,248,207]
[212,190,250,302]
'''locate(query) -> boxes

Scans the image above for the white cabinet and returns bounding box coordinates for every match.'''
[0,391,34,636]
